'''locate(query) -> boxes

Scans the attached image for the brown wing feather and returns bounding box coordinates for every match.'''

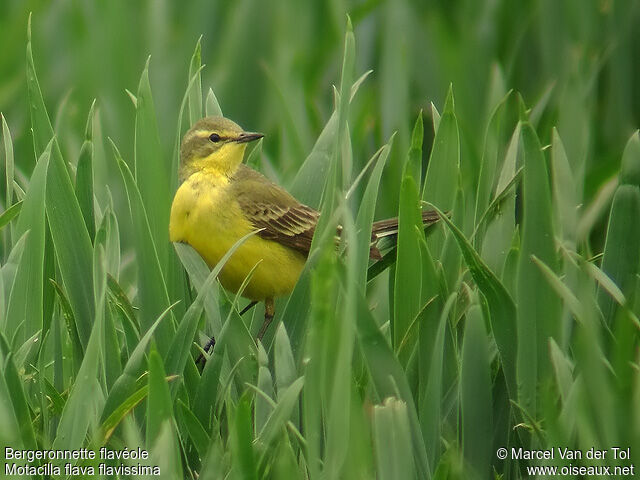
[231,165,319,256]
[231,165,441,260]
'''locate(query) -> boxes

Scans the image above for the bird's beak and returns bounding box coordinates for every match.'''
[236,132,264,143]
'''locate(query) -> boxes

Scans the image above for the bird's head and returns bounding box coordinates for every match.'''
[179,116,263,181]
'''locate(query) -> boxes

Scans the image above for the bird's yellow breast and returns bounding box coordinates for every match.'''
[169,171,306,300]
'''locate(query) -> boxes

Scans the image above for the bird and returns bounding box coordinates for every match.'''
[169,116,440,348]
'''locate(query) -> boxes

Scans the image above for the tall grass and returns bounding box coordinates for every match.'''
[1,3,639,479]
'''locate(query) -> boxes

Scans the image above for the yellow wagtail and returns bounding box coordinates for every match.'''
[170,116,439,344]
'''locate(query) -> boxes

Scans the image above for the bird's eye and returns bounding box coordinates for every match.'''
[209,133,221,143]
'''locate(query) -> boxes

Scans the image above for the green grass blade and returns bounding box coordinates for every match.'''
[98,384,149,444]
[2,352,38,451]
[256,376,304,456]
[0,201,21,231]
[373,398,416,480]
[52,285,104,453]
[474,91,512,236]
[532,255,586,322]
[356,290,431,478]
[432,205,517,399]
[0,233,27,332]
[5,140,50,345]
[551,129,578,244]
[0,361,24,456]
[430,103,441,134]
[232,393,258,480]
[354,138,393,290]
[517,116,560,415]
[205,88,223,117]
[334,17,355,193]
[598,184,640,323]
[193,344,225,431]
[27,21,96,348]
[177,398,210,460]
[598,132,640,323]
[146,349,175,447]
[75,100,97,240]
[302,245,338,480]
[198,434,226,480]
[394,123,424,360]
[150,416,183,478]
[479,123,520,274]
[422,85,460,211]
[549,338,574,404]
[420,292,457,468]
[134,58,171,271]
[99,207,121,278]
[172,62,207,196]
[254,345,275,435]
[51,279,84,371]
[112,140,175,355]
[188,36,203,125]
[1,114,13,198]
[274,323,297,398]
[290,111,338,208]
[460,305,493,479]
[100,304,174,422]
[619,131,640,186]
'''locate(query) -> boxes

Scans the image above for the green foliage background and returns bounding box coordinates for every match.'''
[1,1,639,479]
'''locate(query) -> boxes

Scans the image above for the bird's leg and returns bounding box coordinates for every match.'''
[257,297,275,341]
[196,300,259,366]
[240,300,259,316]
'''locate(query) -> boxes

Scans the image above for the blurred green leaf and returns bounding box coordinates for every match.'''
[193,343,224,431]
[479,123,520,274]
[433,205,517,398]
[460,305,492,479]
[256,376,304,458]
[373,398,416,480]
[150,419,183,478]
[1,114,14,216]
[52,278,104,453]
[146,349,175,447]
[5,140,49,345]
[274,323,296,398]
[598,184,640,324]
[354,138,393,290]
[188,36,203,125]
[205,88,223,118]
[423,85,460,212]
[101,303,174,422]
[178,398,210,460]
[474,91,512,237]
[394,117,424,360]
[420,292,456,468]
[232,393,258,480]
[75,100,97,240]
[551,129,577,244]
[254,345,275,435]
[2,351,38,451]
[619,131,640,186]
[134,59,171,272]
[99,384,149,444]
[356,289,431,479]
[112,140,175,355]
[517,117,560,415]
[27,21,96,348]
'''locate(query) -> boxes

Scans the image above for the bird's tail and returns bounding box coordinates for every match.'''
[368,209,441,260]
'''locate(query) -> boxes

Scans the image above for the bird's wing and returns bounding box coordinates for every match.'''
[231,165,319,256]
